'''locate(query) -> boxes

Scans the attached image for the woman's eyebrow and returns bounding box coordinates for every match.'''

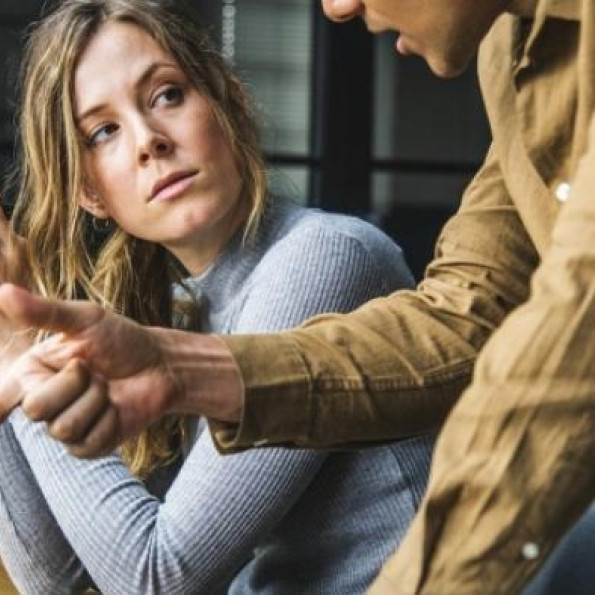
[134,61,179,89]
[76,61,179,124]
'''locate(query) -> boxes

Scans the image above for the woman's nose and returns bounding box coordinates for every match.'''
[321,0,363,22]
[138,130,174,165]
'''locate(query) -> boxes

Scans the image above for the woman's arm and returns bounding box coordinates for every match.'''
[0,421,91,594]
[5,218,413,593]
[9,410,323,594]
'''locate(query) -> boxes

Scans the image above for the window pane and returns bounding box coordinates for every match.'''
[373,34,490,164]
[268,166,309,205]
[373,170,472,281]
[1,1,42,17]
[0,25,22,184]
[233,0,312,154]
[372,170,472,216]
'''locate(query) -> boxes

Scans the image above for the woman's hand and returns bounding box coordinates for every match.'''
[0,339,55,423]
[0,343,117,457]
[0,205,37,420]
[0,202,34,291]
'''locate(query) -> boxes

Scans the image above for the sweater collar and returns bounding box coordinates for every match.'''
[182,197,297,313]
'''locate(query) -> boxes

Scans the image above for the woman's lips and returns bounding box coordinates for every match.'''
[151,172,197,203]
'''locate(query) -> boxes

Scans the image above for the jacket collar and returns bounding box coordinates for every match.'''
[540,0,581,21]
[512,0,580,77]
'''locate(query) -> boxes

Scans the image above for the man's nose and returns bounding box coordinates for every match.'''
[321,0,363,23]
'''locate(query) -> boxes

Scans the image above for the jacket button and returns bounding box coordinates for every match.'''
[522,542,540,560]
[555,182,571,203]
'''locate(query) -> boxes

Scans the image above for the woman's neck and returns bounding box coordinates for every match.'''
[166,200,251,277]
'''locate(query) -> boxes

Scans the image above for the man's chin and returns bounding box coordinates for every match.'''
[425,51,473,79]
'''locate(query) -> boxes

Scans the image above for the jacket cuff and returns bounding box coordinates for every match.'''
[209,332,313,453]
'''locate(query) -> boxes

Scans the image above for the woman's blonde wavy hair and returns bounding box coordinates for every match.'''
[11,0,267,477]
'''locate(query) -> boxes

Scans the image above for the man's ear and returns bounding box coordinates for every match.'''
[79,187,110,219]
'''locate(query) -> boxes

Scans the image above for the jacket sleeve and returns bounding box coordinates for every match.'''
[212,145,539,451]
[369,113,595,593]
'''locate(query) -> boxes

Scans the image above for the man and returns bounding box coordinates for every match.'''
[1,0,593,592]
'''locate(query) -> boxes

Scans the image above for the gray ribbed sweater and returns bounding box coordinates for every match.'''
[0,197,434,594]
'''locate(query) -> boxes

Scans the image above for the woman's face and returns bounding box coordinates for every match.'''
[74,22,244,274]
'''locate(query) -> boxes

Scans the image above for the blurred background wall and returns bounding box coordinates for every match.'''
[0,0,490,280]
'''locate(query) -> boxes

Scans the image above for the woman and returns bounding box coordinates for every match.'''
[0,1,434,593]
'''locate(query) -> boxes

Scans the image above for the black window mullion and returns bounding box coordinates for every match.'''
[309,5,373,215]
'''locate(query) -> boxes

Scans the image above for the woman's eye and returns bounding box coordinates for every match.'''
[87,123,119,147]
[153,85,184,108]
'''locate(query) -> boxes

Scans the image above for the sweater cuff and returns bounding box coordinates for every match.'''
[209,332,313,453]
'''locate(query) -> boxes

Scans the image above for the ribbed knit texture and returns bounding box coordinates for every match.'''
[0,197,434,594]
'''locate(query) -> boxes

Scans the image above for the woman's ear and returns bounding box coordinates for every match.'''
[79,187,110,219]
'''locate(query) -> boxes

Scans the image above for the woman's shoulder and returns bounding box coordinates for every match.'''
[261,197,413,285]
[270,198,393,245]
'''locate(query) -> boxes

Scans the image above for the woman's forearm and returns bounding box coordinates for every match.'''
[0,420,90,594]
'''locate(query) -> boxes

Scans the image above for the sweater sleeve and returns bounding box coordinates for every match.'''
[0,421,91,594]
[6,216,412,593]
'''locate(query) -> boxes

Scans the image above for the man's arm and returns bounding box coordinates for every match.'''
[369,116,595,594]
[0,293,244,458]
[0,146,537,455]
[212,145,539,450]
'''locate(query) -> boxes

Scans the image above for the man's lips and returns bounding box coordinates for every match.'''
[150,171,198,203]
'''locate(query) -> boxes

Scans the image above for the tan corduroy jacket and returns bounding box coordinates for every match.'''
[0,562,16,595]
[214,0,594,592]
